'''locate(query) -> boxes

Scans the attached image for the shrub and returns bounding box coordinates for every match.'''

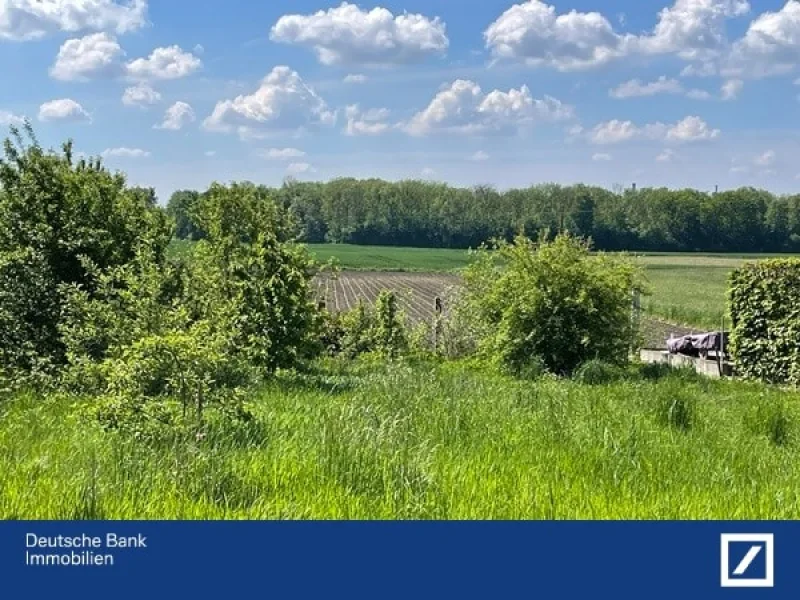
[0,125,171,378]
[372,291,407,358]
[460,233,644,375]
[729,259,800,384]
[322,291,410,360]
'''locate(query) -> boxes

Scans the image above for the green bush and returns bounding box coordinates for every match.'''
[0,125,172,379]
[322,291,409,360]
[460,233,644,375]
[729,259,800,384]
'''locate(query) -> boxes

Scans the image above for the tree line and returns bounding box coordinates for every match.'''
[168,179,800,253]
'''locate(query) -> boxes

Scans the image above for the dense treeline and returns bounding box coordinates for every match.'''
[169,179,800,253]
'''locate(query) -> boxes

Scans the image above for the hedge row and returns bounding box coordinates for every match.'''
[729,259,800,385]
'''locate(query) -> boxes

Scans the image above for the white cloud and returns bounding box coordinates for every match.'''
[126,46,202,81]
[122,83,161,107]
[610,76,684,98]
[203,66,336,139]
[270,3,448,66]
[101,147,150,158]
[259,147,307,160]
[592,153,612,161]
[343,73,368,83]
[721,78,744,100]
[590,120,639,144]
[725,1,800,78]
[0,0,147,41]
[193,44,204,55]
[50,32,124,81]
[405,79,573,136]
[286,162,314,175]
[421,167,437,178]
[632,0,750,60]
[38,98,91,123]
[0,110,25,126]
[484,1,754,72]
[484,0,623,71]
[344,104,391,136]
[590,115,720,144]
[470,150,490,161]
[656,148,676,162]
[154,101,195,130]
[754,149,776,167]
[667,115,721,141]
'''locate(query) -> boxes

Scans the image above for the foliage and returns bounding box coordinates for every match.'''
[460,233,644,375]
[166,190,204,240]
[0,124,171,379]
[189,182,320,371]
[172,178,800,254]
[729,259,800,384]
[321,291,409,360]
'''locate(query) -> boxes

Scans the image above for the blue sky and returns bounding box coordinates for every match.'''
[2,0,800,201]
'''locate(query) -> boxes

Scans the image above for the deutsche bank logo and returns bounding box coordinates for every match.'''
[720,534,774,588]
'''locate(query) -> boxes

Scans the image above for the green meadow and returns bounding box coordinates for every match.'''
[2,360,798,520]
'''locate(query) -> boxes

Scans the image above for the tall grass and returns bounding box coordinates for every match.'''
[2,360,798,519]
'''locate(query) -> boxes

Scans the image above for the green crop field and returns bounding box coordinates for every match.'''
[2,360,798,520]
[169,240,797,330]
[307,244,797,329]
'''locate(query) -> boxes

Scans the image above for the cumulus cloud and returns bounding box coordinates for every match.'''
[666,115,721,141]
[592,153,612,161]
[0,110,25,126]
[405,79,573,136]
[38,98,91,122]
[50,32,124,81]
[154,101,195,130]
[590,116,720,144]
[484,0,623,71]
[725,1,800,78]
[258,148,307,160]
[203,66,335,139]
[344,104,391,135]
[122,83,160,107]
[343,73,368,83]
[270,3,448,66]
[632,0,750,60]
[126,45,202,80]
[484,0,753,72]
[101,147,150,158]
[0,0,147,41]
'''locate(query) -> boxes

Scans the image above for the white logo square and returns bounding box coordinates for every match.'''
[720,533,774,588]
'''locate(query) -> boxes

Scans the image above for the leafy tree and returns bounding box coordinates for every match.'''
[190,182,320,371]
[166,189,204,240]
[0,124,171,375]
